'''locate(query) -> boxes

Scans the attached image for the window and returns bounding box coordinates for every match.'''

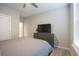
[74,4,79,49]
[74,18,79,48]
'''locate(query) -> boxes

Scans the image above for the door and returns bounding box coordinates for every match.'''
[19,22,23,38]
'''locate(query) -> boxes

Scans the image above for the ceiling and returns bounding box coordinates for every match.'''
[0,3,69,18]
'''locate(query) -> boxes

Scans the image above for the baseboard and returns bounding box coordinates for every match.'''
[72,43,79,56]
[54,45,70,50]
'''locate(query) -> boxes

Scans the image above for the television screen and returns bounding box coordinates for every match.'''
[37,24,51,33]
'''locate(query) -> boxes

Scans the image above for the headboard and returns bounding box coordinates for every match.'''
[34,33,54,47]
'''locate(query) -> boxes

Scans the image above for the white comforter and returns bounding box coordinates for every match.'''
[0,37,53,56]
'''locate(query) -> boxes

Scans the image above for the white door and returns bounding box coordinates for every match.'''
[19,22,23,38]
[0,14,11,41]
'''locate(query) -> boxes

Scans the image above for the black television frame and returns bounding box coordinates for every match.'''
[36,24,51,33]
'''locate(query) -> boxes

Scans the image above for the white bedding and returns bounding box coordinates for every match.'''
[0,37,53,56]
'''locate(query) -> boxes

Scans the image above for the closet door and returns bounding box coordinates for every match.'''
[0,14,11,41]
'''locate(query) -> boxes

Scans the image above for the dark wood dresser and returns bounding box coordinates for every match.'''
[33,33,54,47]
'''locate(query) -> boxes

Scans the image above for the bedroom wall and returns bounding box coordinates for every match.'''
[24,5,70,48]
[0,4,20,39]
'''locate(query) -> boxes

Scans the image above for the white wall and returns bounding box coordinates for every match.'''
[24,5,70,48]
[0,4,20,39]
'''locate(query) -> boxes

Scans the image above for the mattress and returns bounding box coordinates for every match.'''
[0,37,53,56]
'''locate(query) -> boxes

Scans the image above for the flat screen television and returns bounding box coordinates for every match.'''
[36,24,51,33]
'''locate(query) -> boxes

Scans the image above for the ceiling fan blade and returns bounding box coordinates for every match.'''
[31,3,38,8]
[23,3,26,8]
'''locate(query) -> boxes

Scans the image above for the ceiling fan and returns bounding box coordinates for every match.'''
[23,3,38,8]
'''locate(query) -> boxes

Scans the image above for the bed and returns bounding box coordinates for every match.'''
[0,37,53,56]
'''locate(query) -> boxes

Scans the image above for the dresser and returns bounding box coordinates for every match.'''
[34,33,54,47]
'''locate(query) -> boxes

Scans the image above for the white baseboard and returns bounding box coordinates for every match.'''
[72,43,79,56]
[54,45,70,50]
